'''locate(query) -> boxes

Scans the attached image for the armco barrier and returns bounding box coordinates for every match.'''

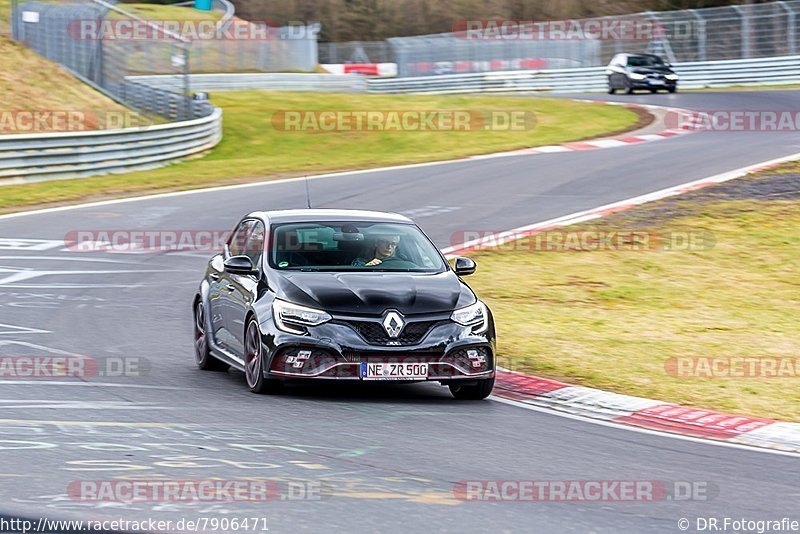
[129,73,367,93]
[130,55,800,96]
[0,108,222,185]
[367,55,800,93]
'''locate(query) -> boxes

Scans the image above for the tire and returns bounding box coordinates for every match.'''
[244,318,281,394]
[449,377,495,400]
[650,88,658,93]
[608,86,616,94]
[668,87,677,93]
[194,300,229,371]
[624,77,634,94]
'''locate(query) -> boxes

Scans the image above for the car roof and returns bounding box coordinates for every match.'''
[251,209,414,224]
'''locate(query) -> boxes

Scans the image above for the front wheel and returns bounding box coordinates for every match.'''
[449,377,495,400]
[668,87,677,93]
[608,86,616,94]
[244,318,281,394]
[624,77,635,94]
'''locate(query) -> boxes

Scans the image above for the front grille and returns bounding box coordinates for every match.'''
[341,320,439,345]
[342,352,442,363]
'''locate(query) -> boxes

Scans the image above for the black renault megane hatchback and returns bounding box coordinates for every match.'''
[193,209,496,399]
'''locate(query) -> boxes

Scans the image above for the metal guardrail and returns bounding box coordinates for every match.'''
[130,73,368,93]
[0,109,223,185]
[367,55,800,93]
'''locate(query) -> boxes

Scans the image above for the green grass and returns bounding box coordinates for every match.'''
[0,36,142,130]
[465,173,800,421]
[0,91,637,212]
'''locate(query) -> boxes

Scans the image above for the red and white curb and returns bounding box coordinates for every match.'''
[492,370,800,453]
[469,102,701,160]
[442,151,800,454]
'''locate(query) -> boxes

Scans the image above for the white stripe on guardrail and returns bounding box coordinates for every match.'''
[129,73,368,93]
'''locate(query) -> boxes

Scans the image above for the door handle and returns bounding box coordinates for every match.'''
[210,272,221,280]
[222,285,235,292]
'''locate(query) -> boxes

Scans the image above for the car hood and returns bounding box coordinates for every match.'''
[632,66,673,74]
[271,270,475,315]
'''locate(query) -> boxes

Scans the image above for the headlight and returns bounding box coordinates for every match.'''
[629,72,647,80]
[665,73,679,80]
[451,301,488,333]
[272,299,332,335]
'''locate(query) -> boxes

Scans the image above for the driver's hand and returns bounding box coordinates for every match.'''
[366,258,382,266]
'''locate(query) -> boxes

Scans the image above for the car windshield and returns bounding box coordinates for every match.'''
[270,221,447,272]
[627,55,665,67]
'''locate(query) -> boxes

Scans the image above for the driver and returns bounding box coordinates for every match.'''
[352,234,400,266]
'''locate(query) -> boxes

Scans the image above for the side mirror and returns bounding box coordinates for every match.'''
[224,255,256,275]
[454,256,476,276]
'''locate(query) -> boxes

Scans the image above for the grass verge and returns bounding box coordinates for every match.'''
[466,170,800,421]
[0,37,140,130]
[0,91,637,213]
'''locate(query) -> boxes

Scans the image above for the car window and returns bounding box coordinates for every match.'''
[243,221,266,268]
[228,220,255,257]
[627,55,664,67]
[270,221,446,272]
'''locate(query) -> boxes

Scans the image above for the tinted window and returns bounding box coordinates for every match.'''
[627,55,664,67]
[270,221,446,272]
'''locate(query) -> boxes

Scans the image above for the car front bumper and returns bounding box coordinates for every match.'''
[630,79,677,89]
[260,313,496,382]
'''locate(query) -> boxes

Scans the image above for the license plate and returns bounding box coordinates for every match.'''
[650,79,664,85]
[361,362,428,380]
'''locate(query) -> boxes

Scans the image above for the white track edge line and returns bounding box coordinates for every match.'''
[490,396,800,458]
[441,149,800,255]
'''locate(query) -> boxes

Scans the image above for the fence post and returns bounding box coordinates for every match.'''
[777,1,796,55]
[732,5,750,58]
[10,0,19,39]
[183,45,192,119]
[688,10,707,62]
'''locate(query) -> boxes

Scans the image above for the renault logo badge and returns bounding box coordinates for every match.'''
[382,311,405,338]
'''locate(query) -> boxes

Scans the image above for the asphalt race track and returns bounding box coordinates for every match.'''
[0,91,798,533]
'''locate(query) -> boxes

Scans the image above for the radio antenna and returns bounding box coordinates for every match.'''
[304,176,312,209]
